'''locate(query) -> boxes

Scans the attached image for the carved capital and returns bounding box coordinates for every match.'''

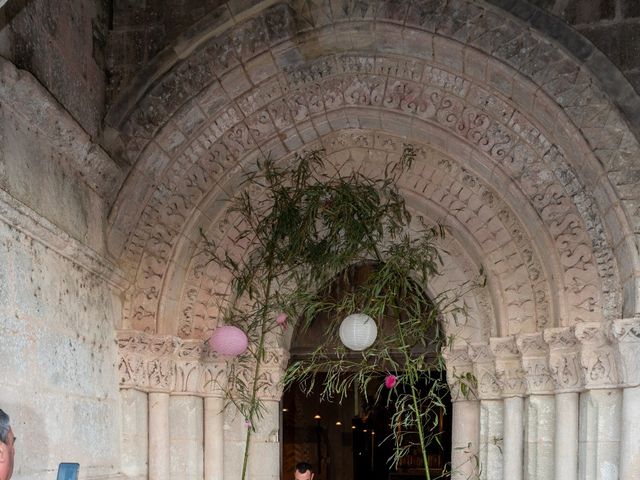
[469,343,501,400]
[575,322,618,389]
[117,330,227,396]
[611,318,640,387]
[516,333,554,394]
[543,327,583,392]
[443,347,477,401]
[490,336,526,397]
[257,347,290,401]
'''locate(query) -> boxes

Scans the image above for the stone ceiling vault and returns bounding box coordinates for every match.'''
[103,1,640,340]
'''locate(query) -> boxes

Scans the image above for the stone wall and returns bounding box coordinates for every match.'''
[0,52,126,479]
[104,0,640,114]
[0,219,123,479]
[0,0,109,138]
[529,0,640,93]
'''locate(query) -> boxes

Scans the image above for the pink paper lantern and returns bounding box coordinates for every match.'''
[208,325,248,356]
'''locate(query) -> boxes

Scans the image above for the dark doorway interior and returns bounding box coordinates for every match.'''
[281,375,451,480]
[282,261,451,480]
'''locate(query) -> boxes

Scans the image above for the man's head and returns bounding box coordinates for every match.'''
[0,409,15,480]
[294,462,314,480]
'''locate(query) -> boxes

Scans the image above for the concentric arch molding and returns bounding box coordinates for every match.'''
[119,127,604,341]
[109,87,621,336]
[104,2,639,337]
[103,1,639,305]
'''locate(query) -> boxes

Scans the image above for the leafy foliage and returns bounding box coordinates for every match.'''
[201,146,480,480]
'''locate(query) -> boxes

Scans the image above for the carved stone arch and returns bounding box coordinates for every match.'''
[108,0,639,338]
[156,142,497,342]
[142,128,581,343]
[120,107,600,339]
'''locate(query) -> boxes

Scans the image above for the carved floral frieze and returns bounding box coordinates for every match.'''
[446,322,639,398]
[118,330,228,396]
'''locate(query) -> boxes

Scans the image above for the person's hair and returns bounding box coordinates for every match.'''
[0,409,10,444]
[295,462,313,474]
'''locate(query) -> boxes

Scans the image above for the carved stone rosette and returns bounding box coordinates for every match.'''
[575,322,618,389]
[117,330,227,396]
[544,327,584,393]
[443,347,477,402]
[516,332,554,395]
[491,336,526,397]
[469,343,501,400]
[610,318,640,387]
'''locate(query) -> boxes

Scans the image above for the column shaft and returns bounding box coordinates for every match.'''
[479,399,503,480]
[578,389,622,480]
[205,397,225,480]
[554,392,578,480]
[525,394,554,480]
[503,397,524,480]
[149,392,171,480]
[451,400,480,480]
[619,386,640,479]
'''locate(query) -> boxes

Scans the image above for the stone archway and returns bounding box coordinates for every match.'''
[110,2,640,480]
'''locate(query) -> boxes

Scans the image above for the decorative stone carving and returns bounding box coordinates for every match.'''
[516,332,554,394]
[469,343,501,400]
[575,323,618,389]
[122,61,611,334]
[575,322,619,389]
[444,347,478,401]
[117,330,227,396]
[491,336,526,397]
[611,318,640,387]
[543,327,583,393]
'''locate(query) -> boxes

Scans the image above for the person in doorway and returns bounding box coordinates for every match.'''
[0,409,15,480]
[294,462,314,480]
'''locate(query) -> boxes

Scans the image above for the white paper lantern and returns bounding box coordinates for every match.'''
[339,313,378,351]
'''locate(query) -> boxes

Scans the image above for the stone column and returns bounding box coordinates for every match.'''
[517,333,555,480]
[470,344,503,480]
[445,347,480,480]
[491,337,525,480]
[451,401,481,480]
[204,396,225,480]
[554,393,579,480]
[248,399,282,480]
[170,395,204,480]
[611,318,640,479]
[503,397,524,480]
[120,389,149,478]
[544,327,583,480]
[576,323,621,480]
[149,392,171,480]
[243,346,288,480]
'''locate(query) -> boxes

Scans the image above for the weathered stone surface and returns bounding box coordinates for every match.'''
[0,218,123,478]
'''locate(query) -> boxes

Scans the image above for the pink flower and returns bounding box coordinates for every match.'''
[276,312,288,329]
[385,374,398,389]
[244,419,252,428]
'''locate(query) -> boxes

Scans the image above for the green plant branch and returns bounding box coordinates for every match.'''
[201,147,479,480]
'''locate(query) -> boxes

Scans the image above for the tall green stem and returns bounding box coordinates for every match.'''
[410,384,431,480]
[240,254,275,480]
[396,316,431,480]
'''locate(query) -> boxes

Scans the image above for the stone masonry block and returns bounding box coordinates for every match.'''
[219,66,252,99]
